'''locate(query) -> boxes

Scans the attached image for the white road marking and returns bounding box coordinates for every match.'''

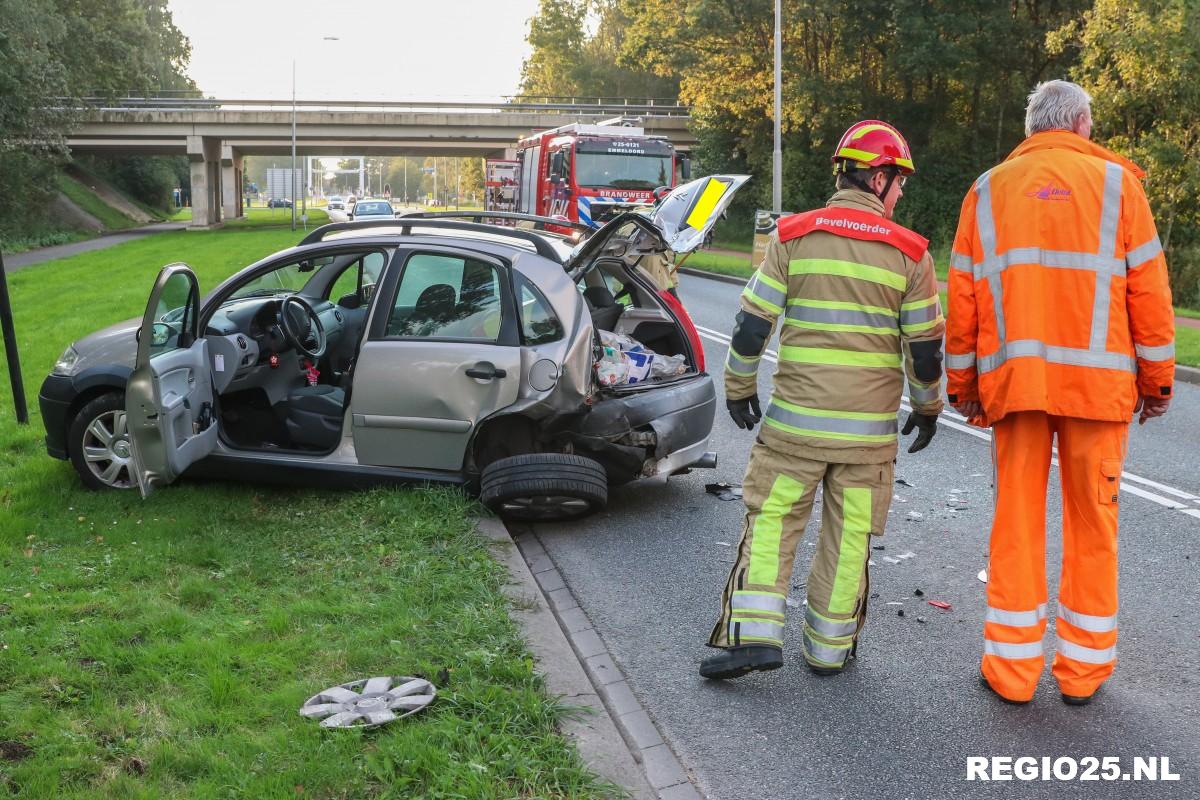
[695,327,1200,519]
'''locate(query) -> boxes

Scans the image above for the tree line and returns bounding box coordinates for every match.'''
[0,0,192,246]
[520,0,1200,306]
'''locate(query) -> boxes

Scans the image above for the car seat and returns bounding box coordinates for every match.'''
[583,285,624,331]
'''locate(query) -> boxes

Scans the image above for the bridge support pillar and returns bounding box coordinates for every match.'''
[221,144,244,220]
[187,136,223,229]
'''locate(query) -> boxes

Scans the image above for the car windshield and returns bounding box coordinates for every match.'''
[227,258,333,300]
[575,153,671,190]
[356,203,391,215]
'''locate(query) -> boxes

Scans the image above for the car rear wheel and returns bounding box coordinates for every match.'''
[69,392,136,491]
[480,454,607,522]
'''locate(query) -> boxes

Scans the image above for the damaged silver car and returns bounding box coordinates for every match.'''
[38,175,748,520]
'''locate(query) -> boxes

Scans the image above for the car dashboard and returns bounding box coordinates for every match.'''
[204,295,347,401]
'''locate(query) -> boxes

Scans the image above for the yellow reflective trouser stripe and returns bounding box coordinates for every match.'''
[803,630,852,666]
[828,488,871,614]
[779,346,903,368]
[788,258,907,291]
[746,474,806,586]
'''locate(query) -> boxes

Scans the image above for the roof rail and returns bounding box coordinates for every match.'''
[398,210,592,234]
[298,218,567,262]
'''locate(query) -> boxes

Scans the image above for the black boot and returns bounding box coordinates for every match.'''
[699,645,783,680]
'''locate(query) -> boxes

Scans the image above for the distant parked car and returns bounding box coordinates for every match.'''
[327,195,345,211]
[349,199,395,221]
[267,198,293,209]
[37,175,747,519]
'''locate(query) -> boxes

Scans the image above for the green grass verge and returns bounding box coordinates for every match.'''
[55,175,139,232]
[1176,325,1200,367]
[168,207,331,228]
[0,228,615,798]
[681,250,755,279]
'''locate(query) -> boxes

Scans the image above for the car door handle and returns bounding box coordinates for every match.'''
[465,363,507,380]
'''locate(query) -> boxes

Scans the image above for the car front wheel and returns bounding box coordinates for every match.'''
[69,392,136,491]
[480,453,607,522]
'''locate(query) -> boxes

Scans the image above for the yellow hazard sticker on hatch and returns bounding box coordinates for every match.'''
[685,178,728,231]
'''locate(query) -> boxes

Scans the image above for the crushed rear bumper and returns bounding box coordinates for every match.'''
[557,374,716,483]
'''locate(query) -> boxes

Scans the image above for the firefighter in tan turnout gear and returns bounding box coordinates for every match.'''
[701,120,947,679]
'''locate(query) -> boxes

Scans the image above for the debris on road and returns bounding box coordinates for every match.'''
[872,544,886,551]
[885,602,904,606]
[977,569,988,583]
[897,609,905,617]
[896,478,915,487]
[715,541,731,547]
[705,482,743,501]
[913,588,925,597]
[916,616,927,624]
[928,600,952,610]
[906,511,923,521]
[946,497,968,510]
[882,551,916,565]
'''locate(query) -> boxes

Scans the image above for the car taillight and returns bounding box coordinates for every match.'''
[658,289,705,373]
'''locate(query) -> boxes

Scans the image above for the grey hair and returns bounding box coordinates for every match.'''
[1025,80,1092,136]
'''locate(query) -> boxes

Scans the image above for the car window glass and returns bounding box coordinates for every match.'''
[387,253,503,340]
[230,261,312,299]
[150,271,194,358]
[328,251,388,302]
[517,278,562,345]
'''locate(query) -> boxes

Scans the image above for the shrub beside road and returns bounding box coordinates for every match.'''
[0,229,615,798]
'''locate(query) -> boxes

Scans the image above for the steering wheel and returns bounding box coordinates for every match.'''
[278,294,327,359]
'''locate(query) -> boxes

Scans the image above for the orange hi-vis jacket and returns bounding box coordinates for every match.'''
[946,130,1175,423]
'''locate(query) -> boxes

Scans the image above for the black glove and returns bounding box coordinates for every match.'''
[901,411,937,453]
[727,395,762,430]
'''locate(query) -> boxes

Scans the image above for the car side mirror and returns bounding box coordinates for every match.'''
[150,322,173,347]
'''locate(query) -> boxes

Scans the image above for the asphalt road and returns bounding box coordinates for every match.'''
[522,271,1200,800]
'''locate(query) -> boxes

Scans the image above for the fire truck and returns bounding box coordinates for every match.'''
[502,117,689,229]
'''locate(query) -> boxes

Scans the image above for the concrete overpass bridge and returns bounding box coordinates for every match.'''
[65,97,693,227]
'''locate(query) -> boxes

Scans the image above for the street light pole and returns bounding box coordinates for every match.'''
[772,0,783,214]
[291,58,297,230]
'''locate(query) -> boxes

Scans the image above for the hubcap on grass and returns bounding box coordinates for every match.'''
[299,676,436,729]
[82,410,134,489]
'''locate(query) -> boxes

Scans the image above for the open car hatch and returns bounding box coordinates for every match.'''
[565,174,750,279]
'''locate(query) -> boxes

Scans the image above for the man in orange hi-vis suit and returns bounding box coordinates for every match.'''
[947,81,1175,706]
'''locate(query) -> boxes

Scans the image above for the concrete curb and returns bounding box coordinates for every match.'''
[678,266,747,287]
[479,517,703,799]
[678,265,1200,384]
[476,518,668,800]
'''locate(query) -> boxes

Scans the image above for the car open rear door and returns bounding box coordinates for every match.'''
[349,247,522,472]
[125,263,218,497]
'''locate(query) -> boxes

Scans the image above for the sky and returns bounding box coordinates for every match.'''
[168,0,540,100]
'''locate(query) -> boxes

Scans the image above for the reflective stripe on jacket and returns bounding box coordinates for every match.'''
[946,130,1175,423]
[725,189,945,463]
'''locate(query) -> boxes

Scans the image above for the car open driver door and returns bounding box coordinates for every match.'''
[125,263,219,497]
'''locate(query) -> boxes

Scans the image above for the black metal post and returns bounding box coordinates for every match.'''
[0,250,29,424]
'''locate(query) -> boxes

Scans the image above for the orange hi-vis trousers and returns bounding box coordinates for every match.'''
[983,411,1126,702]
